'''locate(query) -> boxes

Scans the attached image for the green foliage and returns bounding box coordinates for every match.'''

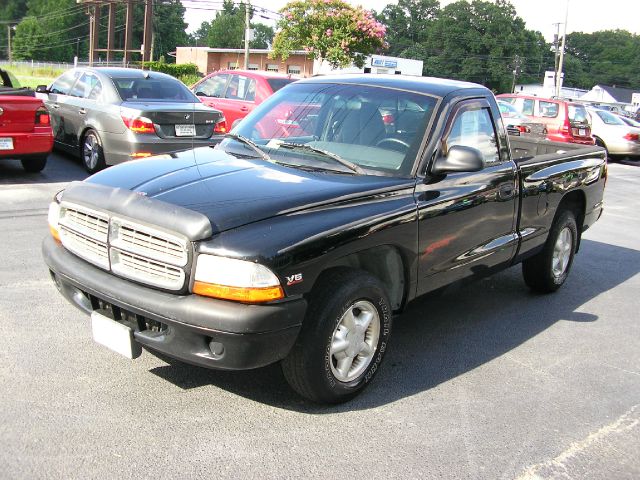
[207,0,246,48]
[272,0,387,69]
[0,0,28,59]
[251,23,274,49]
[377,0,551,92]
[142,61,199,77]
[153,0,189,62]
[564,30,640,89]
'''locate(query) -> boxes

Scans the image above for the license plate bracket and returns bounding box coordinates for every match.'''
[0,137,14,150]
[91,310,142,359]
[175,124,196,137]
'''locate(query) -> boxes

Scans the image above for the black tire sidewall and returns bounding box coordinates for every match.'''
[82,129,105,174]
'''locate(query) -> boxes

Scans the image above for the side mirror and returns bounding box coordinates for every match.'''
[431,145,485,175]
[35,85,49,94]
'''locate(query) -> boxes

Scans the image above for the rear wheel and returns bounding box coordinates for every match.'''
[21,155,47,173]
[594,137,610,161]
[281,268,392,404]
[522,210,577,293]
[81,129,106,174]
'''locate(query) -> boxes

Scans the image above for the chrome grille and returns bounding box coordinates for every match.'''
[110,249,185,290]
[110,217,188,267]
[57,202,190,290]
[59,226,110,269]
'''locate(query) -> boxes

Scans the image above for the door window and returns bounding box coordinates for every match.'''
[446,106,499,165]
[194,74,229,98]
[522,98,534,115]
[538,100,559,118]
[70,73,102,100]
[50,70,81,95]
[224,75,255,101]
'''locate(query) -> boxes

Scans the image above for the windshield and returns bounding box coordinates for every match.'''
[112,76,198,103]
[228,82,438,176]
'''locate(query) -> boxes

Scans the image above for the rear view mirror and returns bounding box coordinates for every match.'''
[431,145,485,175]
[35,85,49,94]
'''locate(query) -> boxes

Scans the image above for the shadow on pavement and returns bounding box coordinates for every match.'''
[0,150,87,185]
[149,238,640,412]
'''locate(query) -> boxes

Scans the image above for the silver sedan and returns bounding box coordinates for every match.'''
[587,107,640,160]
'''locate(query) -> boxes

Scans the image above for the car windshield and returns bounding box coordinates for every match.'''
[266,78,295,92]
[595,110,625,125]
[228,82,438,176]
[112,76,197,102]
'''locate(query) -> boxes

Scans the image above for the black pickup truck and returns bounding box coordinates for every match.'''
[43,75,606,403]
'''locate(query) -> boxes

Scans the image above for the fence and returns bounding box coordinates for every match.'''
[0,60,142,71]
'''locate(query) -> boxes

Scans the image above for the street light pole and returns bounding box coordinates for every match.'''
[7,25,11,64]
[244,0,251,70]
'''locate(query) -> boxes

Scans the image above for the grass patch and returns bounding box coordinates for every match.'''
[2,64,65,88]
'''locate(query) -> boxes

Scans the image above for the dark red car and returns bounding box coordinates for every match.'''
[191,70,296,131]
[0,95,53,172]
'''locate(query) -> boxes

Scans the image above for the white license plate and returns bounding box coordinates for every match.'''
[0,137,14,150]
[91,310,141,359]
[579,128,586,136]
[175,124,196,137]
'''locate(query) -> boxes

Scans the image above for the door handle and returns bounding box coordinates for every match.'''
[79,108,87,115]
[240,106,249,112]
[51,104,60,109]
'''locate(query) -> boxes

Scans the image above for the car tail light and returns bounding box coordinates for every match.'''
[516,125,531,134]
[121,112,155,134]
[35,106,50,125]
[214,118,227,134]
[561,118,571,135]
[623,132,639,142]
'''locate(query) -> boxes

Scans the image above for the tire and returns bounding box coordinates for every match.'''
[81,129,106,174]
[522,210,578,293]
[281,268,393,404]
[594,137,611,162]
[21,155,47,173]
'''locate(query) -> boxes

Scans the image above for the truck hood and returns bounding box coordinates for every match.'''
[86,146,414,234]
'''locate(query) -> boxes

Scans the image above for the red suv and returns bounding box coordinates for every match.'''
[192,70,296,132]
[497,94,594,145]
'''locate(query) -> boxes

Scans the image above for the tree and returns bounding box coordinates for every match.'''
[271,0,387,69]
[251,23,274,49]
[0,0,28,60]
[207,0,245,48]
[153,0,189,61]
[376,0,439,57]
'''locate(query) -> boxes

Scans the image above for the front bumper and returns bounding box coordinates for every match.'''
[42,236,305,370]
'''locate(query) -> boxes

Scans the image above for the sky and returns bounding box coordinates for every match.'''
[183,0,640,41]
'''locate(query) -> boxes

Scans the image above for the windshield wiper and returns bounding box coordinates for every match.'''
[277,142,366,175]
[224,133,272,162]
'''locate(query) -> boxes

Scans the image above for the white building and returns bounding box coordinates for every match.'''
[314,54,423,76]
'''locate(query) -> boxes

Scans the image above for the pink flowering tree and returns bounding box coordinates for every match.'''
[271,0,387,69]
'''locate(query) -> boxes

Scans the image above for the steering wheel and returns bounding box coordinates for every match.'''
[375,137,410,152]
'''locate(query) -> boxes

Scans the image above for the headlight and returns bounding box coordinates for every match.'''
[48,201,61,242]
[193,254,284,303]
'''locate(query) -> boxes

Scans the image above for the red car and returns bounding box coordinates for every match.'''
[0,96,53,172]
[497,94,594,145]
[192,70,296,131]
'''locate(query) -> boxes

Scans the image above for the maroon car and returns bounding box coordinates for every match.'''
[192,70,296,131]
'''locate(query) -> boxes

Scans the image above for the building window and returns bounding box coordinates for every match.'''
[287,65,301,75]
[228,62,238,70]
[266,64,279,72]
[248,63,259,71]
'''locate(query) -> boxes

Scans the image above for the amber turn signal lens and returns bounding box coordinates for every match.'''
[49,225,61,243]
[193,281,284,303]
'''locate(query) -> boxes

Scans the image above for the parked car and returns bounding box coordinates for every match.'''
[36,67,225,173]
[44,74,606,403]
[0,94,53,172]
[0,68,34,97]
[497,100,547,138]
[497,94,594,145]
[191,70,296,130]
[587,107,640,159]
[617,114,640,128]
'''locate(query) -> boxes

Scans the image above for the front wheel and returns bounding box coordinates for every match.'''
[281,268,392,404]
[522,210,578,293]
[81,129,106,174]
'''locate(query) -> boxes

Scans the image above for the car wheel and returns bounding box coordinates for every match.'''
[522,209,577,293]
[81,129,106,174]
[594,137,610,161]
[281,268,392,404]
[21,155,47,173]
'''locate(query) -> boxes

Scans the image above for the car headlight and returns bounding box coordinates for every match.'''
[193,254,284,303]
[48,200,61,242]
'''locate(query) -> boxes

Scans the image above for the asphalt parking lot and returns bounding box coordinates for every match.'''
[1,151,638,479]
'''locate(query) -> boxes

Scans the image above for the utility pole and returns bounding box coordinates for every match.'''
[244,0,251,70]
[552,22,561,82]
[555,0,569,98]
[511,55,522,93]
[7,25,11,64]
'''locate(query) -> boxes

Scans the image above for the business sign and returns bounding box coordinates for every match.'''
[371,57,398,69]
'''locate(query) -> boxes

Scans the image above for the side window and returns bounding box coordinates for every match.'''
[446,106,499,165]
[87,77,103,100]
[70,73,102,99]
[539,100,559,118]
[50,70,80,95]
[522,99,534,116]
[244,78,257,102]
[194,74,228,98]
[224,75,241,99]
